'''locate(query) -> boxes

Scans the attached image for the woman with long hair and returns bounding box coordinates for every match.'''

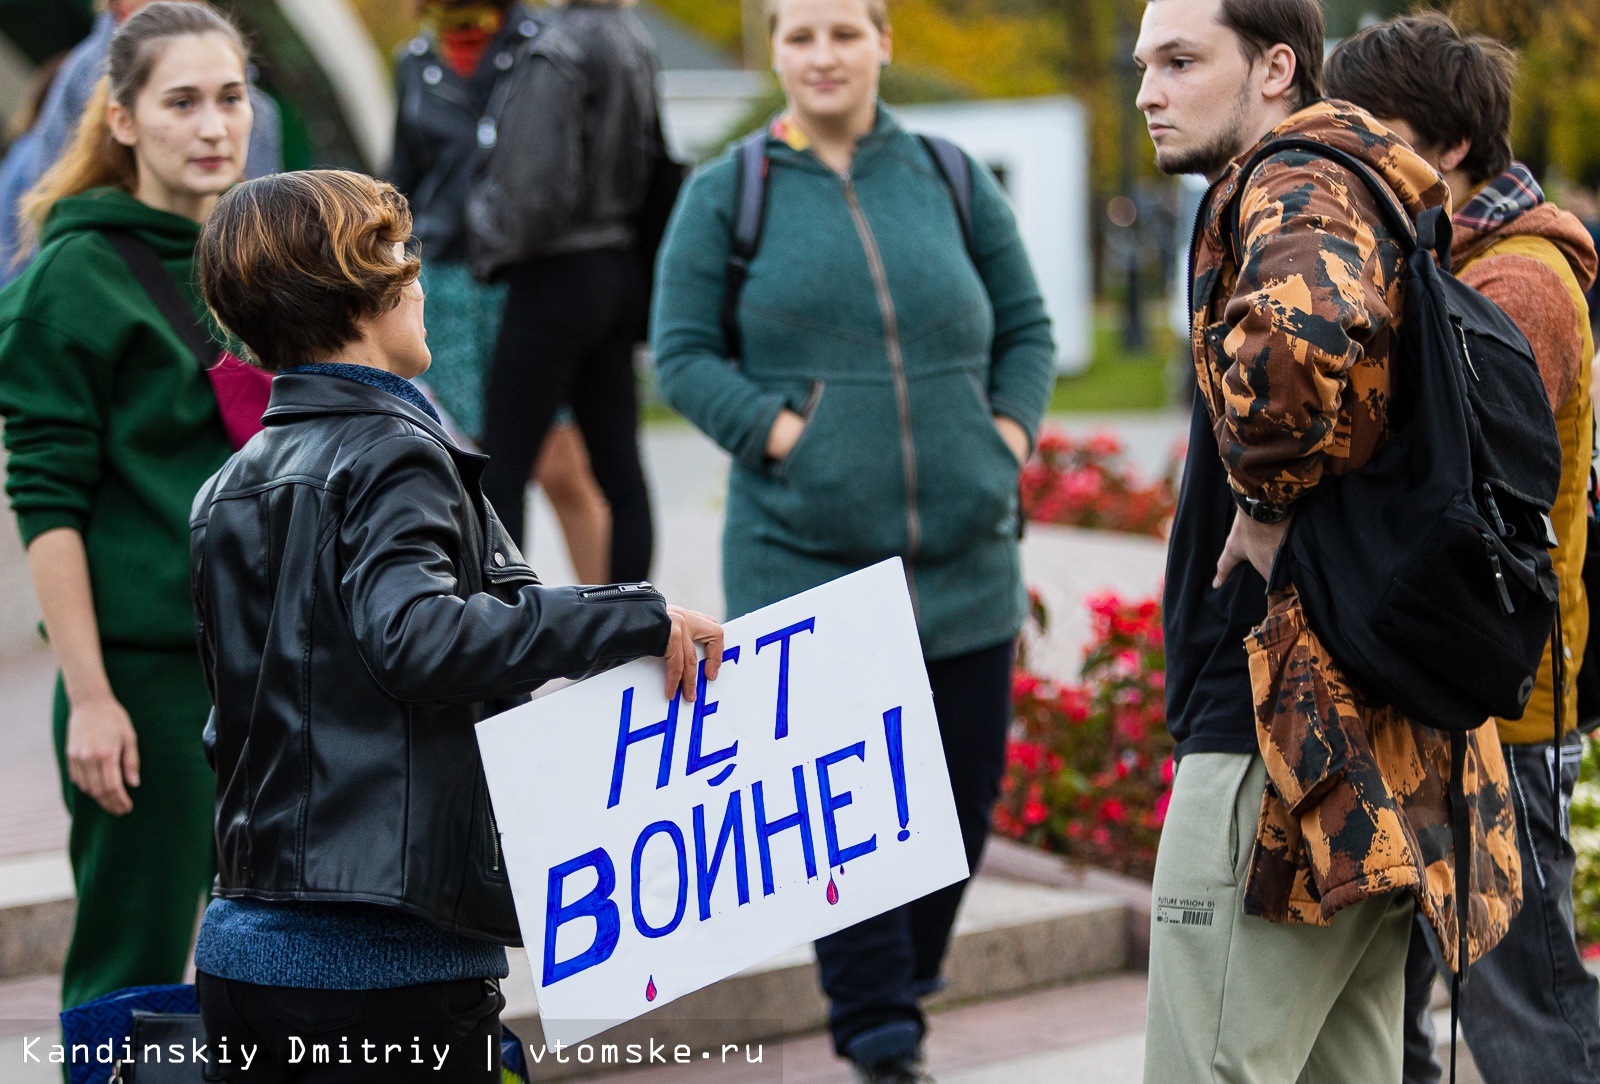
[651,0,1055,1079]
[0,1,253,1009]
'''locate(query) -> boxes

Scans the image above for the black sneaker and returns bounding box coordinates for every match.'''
[851,1055,935,1084]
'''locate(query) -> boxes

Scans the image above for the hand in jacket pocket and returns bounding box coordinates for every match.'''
[765,409,807,462]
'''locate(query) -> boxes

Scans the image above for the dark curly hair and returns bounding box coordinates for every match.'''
[197,170,422,372]
[1325,12,1516,184]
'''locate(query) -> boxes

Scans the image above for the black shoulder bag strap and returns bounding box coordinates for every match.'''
[100,229,216,368]
[1224,138,1419,263]
[917,133,975,259]
[721,130,770,365]
[721,130,977,367]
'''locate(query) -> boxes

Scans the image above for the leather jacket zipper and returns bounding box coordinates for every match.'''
[841,175,922,613]
[579,582,657,601]
[486,792,502,873]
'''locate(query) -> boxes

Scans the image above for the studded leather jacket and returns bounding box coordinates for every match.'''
[465,2,664,279]
[191,374,672,943]
[390,7,540,264]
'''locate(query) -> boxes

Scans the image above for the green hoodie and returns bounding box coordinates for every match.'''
[0,187,230,650]
[652,108,1055,660]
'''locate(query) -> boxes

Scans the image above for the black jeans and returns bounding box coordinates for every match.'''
[1402,733,1600,1084]
[196,971,504,1082]
[480,247,653,582]
[813,639,1014,1065]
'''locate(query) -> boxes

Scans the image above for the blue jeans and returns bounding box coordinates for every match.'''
[1403,733,1600,1083]
[812,640,1014,1066]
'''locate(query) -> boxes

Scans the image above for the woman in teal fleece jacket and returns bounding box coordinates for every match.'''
[650,0,1054,1076]
[0,4,253,1010]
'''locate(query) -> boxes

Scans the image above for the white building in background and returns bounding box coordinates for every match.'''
[899,98,1093,375]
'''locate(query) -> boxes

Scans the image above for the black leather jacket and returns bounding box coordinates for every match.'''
[466,3,663,279]
[190,374,671,944]
[390,7,539,264]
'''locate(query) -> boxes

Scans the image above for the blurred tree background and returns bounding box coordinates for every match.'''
[660,0,1600,189]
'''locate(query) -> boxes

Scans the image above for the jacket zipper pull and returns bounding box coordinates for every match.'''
[1484,535,1515,614]
[1455,320,1480,382]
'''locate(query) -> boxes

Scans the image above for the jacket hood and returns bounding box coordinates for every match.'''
[39,186,201,260]
[1216,101,1452,226]
[1455,201,1599,294]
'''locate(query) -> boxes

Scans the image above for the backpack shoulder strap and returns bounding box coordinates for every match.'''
[722,129,770,364]
[100,229,216,368]
[917,133,975,256]
[1224,138,1419,267]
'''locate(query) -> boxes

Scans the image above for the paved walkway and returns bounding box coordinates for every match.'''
[0,414,1183,1082]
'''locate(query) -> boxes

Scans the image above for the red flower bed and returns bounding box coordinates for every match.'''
[995,591,1173,879]
[1020,429,1179,539]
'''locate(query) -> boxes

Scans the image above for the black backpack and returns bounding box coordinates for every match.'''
[1224,139,1563,734]
[1225,140,1565,1064]
[719,129,975,363]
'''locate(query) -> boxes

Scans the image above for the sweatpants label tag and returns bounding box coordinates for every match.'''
[1155,896,1216,927]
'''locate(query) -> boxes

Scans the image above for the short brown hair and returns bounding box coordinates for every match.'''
[1218,0,1324,110]
[767,0,887,35]
[1324,13,1515,184]
[197,170,421,372]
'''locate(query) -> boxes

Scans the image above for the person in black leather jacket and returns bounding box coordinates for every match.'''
[392,0,615,586]
[187,169,722,1082]
[466,0,665,584]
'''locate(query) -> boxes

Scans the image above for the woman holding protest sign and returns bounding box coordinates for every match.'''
[650,0,1055,1078]
[0,1,256,1011]
[187,168,721,1081]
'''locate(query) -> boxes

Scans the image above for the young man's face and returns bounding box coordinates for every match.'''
[1134,0,1261,178]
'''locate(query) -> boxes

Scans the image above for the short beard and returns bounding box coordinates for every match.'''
[1154,84,1254,178]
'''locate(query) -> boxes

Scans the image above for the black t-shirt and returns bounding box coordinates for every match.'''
[1163,395,1269,759]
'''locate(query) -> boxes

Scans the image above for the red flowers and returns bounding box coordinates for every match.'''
[1020,430,1181,538]
[994,591,1174,879]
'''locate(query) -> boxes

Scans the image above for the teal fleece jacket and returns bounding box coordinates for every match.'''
[651,108,1055,659]
[0,187,230,649]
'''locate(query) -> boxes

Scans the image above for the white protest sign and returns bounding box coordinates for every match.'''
[476,559,968,1048]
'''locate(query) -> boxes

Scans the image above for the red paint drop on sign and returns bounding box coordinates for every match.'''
[826,876,839,905]
[645,976,657,1002]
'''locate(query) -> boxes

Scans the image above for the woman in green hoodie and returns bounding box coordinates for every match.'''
[651,0,1054,1079]
[0,2,254,1010]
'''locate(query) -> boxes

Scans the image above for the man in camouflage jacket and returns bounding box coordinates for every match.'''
[1136,0,1520,1081]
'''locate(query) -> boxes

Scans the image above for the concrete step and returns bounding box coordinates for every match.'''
[499,874,1131,1081]
[0,853,70,980]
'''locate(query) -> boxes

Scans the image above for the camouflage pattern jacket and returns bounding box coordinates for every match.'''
[1191,102,1522,971]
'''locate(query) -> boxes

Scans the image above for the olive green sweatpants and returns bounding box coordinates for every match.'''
[1144,752,1413,1084]
[52,646,216,1011]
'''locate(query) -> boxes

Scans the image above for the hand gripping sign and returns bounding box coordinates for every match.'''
[476,559,969,1047]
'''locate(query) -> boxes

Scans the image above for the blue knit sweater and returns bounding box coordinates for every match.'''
[194,899,508,990]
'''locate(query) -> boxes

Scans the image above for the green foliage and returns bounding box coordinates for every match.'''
[649,0,744,54]
[1571,736,1600,950]
[1049,318,1176,414]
